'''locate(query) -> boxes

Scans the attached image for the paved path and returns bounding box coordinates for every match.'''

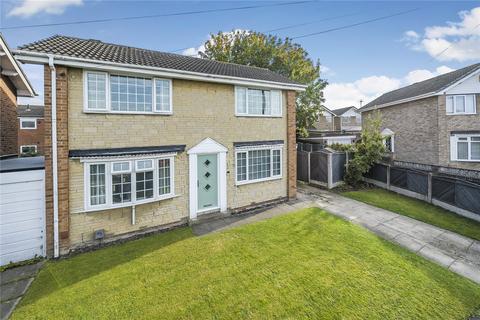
[299,184,480,284]
[0,262,43,320]
[193,185,480,284]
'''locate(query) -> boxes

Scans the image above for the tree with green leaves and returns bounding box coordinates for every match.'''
[344,111,386,186]
[199,30,327,137]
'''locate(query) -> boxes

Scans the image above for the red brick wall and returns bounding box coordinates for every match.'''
[44,65,70,256]
[1,75,18,156]
[286,91,297,199]
[18,118,45,155]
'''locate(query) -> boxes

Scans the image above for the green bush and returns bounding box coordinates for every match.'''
[344,111,385,186]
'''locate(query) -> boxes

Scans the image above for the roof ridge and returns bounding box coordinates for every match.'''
[28,35,279,75]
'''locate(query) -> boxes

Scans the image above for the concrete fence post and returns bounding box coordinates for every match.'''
[427,173,433,203]
[386,164,391,190]
[307,151,311,184]
[327,153,333,189]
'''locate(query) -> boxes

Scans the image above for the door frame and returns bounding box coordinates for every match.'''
[188,138,227,220]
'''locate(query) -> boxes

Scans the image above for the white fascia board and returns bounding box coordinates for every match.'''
[437,68,480,94]
[359,92,437,112]
[0,37,35,97]
[14,50,307,92]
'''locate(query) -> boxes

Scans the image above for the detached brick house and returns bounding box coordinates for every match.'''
[360,63,480,170]
[15,35,305,256]
[18,105,45,155]
[308,106,361,145]
[0,34,35,156]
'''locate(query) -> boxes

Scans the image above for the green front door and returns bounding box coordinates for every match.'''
[197,154,218,211]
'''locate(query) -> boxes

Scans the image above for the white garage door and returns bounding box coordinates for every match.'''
[0,169,45,266]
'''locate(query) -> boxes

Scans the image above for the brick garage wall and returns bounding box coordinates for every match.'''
[437,94,480,170]
[311,113,334,131]
[363,96,440,165]
[66,68,290,250]
[18,118,45,155]
[44,65,70,256]
[1,75,18,156]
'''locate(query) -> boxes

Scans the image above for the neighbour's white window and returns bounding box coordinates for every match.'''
[235,146,282,184]
[19,118,37,129]
[446,95,476,115]
[20,145,37,154]
[84,71,172,114]
[451,134,480,161]
[85,156,175,211]
[235,86,282,116]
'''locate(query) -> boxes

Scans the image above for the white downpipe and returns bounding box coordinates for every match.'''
[49,55,59,258]
[131,205,136,225]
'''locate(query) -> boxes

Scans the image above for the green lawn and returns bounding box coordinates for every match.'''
[13,208,480,319]
[343,188,480,241]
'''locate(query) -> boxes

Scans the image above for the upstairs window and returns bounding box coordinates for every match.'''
[450,134,480,162]
[84,71,172,114]
[19,118,37,129]
[446,95,476,115]
[235,86,282,116]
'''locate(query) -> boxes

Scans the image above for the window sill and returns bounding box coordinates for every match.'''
[82,193,179,213]
[235,176,282,186]
[83,109,173,116]
[446,113,477,116]
[235,114,283,118]
[451,159,480,163]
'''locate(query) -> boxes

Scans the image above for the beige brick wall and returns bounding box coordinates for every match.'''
[363,96,440,165]
[66,68,288,249]
[438,94,480,170]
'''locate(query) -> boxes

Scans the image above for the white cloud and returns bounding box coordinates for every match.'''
[182,44,205,57]
[8,0,83,18]
[182,29,249,57]
[325,66,455,109]
[403,7,480,62]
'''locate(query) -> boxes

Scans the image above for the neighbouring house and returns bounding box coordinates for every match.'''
[18,105,45,155]
[0,33,35,157]
[14,35,305,257]
[360,63,480,170]
[307,106,362,146]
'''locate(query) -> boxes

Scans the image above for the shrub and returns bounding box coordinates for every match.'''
[344,112,385,186]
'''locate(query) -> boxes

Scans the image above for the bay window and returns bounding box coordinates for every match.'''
[450,134,480,161]
[235,86,282,116]
[235,146,282,184]
[84,71,172,114]
[446,95,476,115]
[85,156,174,211]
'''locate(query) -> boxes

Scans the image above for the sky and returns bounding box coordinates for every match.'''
[1,0,479,109]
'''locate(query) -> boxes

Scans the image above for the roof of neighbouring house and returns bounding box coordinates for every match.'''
[18,105,44,118]
[16,35,304,88]
[330,106,358,116]
[0,33,35,97]
[361,63,480,110]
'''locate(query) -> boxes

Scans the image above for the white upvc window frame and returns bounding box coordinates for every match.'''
[83,70,173,115]
[19,117,37,130]
[235,145,283,185]
[83,154,175,212]
[450,133,480,162]
[20,145,37,153]
[235,86,282,117]
[446,94,476,115]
